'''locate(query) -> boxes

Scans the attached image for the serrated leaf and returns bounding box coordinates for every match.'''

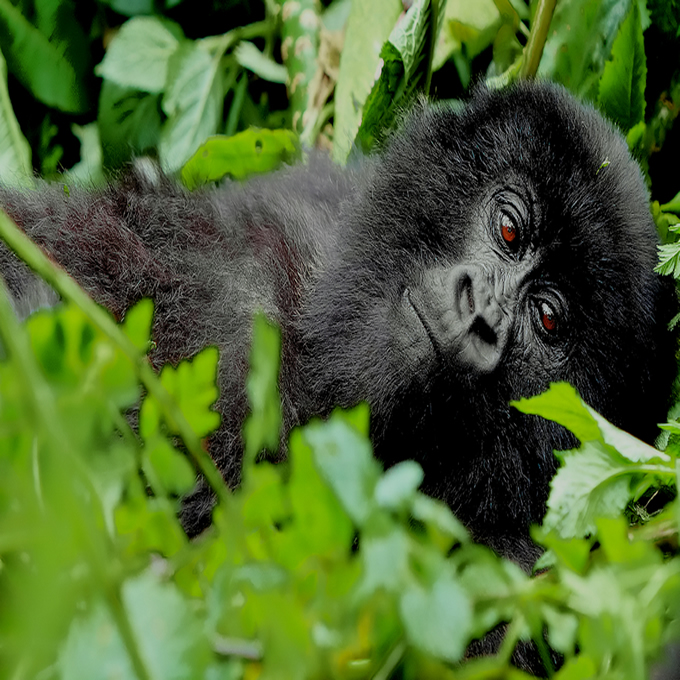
[159,41,225,172]
[400,570,471,662]
[597,2,647,131]
[141,346,220,439]
[181,129,298,189]
[96,17,183,94]
[544,441,633,538]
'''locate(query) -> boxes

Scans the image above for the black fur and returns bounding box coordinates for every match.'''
[0,83,676,573]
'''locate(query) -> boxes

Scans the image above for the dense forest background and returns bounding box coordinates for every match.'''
[3,0,680,679]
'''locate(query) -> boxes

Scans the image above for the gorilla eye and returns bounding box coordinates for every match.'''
[499,212,521,252]
[538,301,557,332]
[501,216,516,243]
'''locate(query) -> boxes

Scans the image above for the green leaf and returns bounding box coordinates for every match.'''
[234,41,287,84]
[333,0,402,162]
[243,314,282,465]
[140,345,220,439]
[432,0,500,73]
[511,382,602,444]
[96,17,183,94]
[354,0,442,156]
[159,41,225,172]
[59,572,211,680]
[359,528,411,595]
[0,47,31,185]
[98,82,163,169]
[121,299,154,353]
[181,129,299,189]
[400,569,471,662]
[656,240,680,278]
[374,460,423,511]
[538,0,633,101]
[544,441,634,538]
[143,434,196,496]
[0,0,89,112]
[304,409,381,526]
[597,2,647,131]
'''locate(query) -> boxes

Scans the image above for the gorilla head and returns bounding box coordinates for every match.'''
[296,84,677,558]
[0,82,676,564]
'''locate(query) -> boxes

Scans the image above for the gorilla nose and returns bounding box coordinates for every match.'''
[453,267,509,372]
[408,265,512,373]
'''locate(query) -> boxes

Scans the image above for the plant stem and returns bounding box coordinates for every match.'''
[520,0,556,79]
[0,211,231,509]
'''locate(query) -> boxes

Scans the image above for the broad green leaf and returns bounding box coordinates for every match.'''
[59,572,211,680]
[374,460,423,511]
[65,123,104,187]
[544,441,634,538]
[96,17,183,94]
[358,528,411,596]
[234,41,287,84]
[538,0,633,101]
[400,569,471,662]
[0,0,89,112]
[143,434,196,496]
[304,410,381,526]
[354,0,442,155]
[660,191,680,214]
[243,314,282,465]
[0,48,31,185]
[432,0,499,73]
[597,2,647,132]
[121,298,154,353]
[181,129,298,190]
[511,382,602,444]
[411,493,469,549]
[159,41,225,172]
[333,0,402,162]
[98,82,163,169]
[281,429,354,564]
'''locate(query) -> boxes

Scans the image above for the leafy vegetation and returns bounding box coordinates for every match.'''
[2,0,680,678]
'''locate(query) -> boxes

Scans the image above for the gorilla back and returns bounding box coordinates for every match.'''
[0,82,676,566]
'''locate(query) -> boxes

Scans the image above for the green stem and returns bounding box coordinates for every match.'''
[106,585,153,680]
[519,0,556,79]
[0,211,231,509]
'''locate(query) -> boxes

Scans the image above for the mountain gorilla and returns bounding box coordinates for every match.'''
[0,82,676,571]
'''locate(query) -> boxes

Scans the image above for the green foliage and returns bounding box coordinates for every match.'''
[181,129,299,189]
[3,1,680,678]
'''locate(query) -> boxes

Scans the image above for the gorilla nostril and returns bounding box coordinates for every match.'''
[458,274,475,315]
[470,315,497,347]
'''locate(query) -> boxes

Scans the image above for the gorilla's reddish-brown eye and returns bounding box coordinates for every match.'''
[500,215,517,244]
[539,302,557,332]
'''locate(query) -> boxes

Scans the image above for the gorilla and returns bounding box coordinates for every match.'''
[0,82,676,572]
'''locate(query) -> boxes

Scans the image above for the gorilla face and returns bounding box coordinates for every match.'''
[0,83,675,561]
[300,85,676,546]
